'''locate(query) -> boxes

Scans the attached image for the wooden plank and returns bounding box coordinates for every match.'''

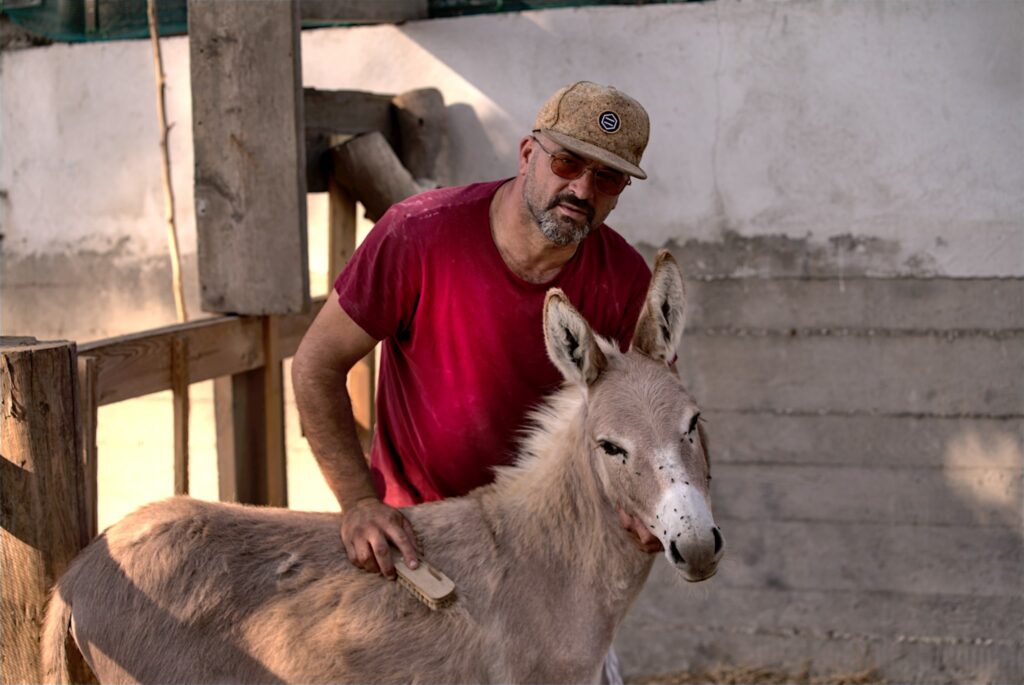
[1,339,91,683]
[262,317,287,507]
[304,88,396,134]
[214,317,288,507]
[299,0,427,25]
[171,336,189,495]
[77,355,99,541]
[305,87,397,193]
[78,302,324,407]
[189,0,309,315]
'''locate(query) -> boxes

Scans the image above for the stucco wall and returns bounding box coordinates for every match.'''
[1,2,1021,683]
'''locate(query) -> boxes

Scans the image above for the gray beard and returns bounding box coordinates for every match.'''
[537,212,591,246]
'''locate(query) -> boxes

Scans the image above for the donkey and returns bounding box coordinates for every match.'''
[42,251,722,684]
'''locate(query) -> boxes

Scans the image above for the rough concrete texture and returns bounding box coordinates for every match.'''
[612,270,1023,684]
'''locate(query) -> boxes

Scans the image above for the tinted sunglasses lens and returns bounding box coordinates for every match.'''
[594,170,628,195]
[549,155,586,181]
[548,152,629,195]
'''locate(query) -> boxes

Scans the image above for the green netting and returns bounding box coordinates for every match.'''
[2,0,697,44]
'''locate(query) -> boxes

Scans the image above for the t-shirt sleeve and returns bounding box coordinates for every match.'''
[333,205,422,341]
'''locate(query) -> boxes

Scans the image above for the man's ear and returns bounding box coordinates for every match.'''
[631,250,687,364]
[543,289,607,386]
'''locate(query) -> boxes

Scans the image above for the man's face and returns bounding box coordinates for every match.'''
[521,136,621,247]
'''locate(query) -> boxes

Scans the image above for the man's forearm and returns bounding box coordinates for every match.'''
[293,364,378,511]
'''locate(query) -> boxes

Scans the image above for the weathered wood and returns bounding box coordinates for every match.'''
[77,355,99,541]
[189,0,309,315]
[77,302,324,407]
[213,318,287,507]
[171,336,190,495]
[299,0,427,24]
[262,317,287,507]
[393,87,450,186]
[331,132,422,222]
[327,177,359,280]
[305,88,397,193]
[1,339,91,683]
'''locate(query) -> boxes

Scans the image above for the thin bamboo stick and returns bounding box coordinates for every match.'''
[148,0,188,324]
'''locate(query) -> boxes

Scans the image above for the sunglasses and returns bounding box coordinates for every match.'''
[531,135,632,196]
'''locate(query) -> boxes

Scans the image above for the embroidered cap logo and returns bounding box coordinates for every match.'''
[599,111,621,134]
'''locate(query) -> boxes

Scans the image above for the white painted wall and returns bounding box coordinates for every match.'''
[1,0,1021,283]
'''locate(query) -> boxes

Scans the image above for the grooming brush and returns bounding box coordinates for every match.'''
[392,550,457,610]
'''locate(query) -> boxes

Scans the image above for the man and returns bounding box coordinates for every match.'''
[292,81,662,581]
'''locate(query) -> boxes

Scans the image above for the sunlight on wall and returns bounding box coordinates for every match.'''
[943,428,1023,528]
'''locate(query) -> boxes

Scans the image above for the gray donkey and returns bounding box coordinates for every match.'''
[43,251,723,684]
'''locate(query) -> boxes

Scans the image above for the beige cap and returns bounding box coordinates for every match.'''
[533,81,650,179]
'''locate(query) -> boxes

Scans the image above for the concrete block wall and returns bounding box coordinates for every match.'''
[2,2,1021,683]
[617,263,1023,683]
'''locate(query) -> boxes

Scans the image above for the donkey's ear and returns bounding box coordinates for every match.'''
[631,250,687,363]
[543,289,607,386]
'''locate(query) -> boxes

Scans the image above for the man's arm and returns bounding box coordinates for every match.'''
[291,295,420,578]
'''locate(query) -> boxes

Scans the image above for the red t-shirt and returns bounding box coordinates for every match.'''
[334,179,651,506]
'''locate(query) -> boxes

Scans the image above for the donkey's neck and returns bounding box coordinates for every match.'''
[479,387,654,610]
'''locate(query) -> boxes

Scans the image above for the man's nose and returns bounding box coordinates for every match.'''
[567,168,598,200]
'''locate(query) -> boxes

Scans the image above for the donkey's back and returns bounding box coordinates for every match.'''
[44,497,490,684]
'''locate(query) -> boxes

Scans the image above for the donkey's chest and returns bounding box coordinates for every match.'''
[478,590,614,683]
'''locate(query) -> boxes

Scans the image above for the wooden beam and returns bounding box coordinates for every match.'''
[393,87,451,186]
[304,89,397,192]
[330,132,422,222]
[78,301,324,407]
[189,0,309,315]
[299,0,428,25]
[1,338,91,683]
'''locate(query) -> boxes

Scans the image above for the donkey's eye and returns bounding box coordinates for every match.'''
[598,440,627,458]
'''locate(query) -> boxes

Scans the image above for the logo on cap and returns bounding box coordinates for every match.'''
[598,111,621,134]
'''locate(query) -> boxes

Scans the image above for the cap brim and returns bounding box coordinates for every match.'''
[540,129,647,180]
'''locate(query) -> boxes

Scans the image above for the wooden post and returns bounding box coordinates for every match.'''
[171,336,190,495]
[77,356,99,541]
[189,0,309,315]
[214,319,287,507]
[393,87,451,186]
[1,339,91,683]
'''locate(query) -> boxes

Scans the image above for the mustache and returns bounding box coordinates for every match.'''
[546,193,595,222]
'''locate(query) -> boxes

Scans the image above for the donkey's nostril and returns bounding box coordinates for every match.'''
[669,540,685,565]
[712,527,723,554]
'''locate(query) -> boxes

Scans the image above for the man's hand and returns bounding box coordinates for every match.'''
[616,505,664,554]
[340,498,422,578]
